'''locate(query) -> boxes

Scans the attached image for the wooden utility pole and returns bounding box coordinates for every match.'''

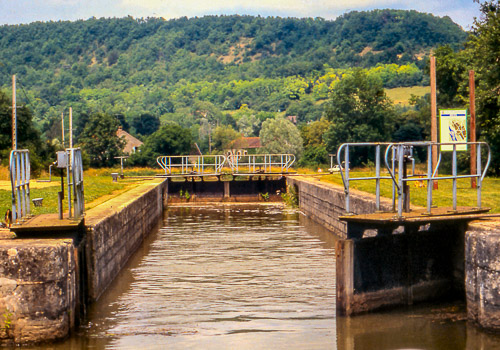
[69,107,73,148]
[12,75,17,150]
[430,56,438,189]
[469,70,477,188]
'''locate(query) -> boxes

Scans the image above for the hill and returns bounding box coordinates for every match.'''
[0,10,467,128]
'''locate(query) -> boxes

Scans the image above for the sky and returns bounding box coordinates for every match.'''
[0,0,482,30]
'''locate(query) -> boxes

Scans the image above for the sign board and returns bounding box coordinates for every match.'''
[439,109,467,151]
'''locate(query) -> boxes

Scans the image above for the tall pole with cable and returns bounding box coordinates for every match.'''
[12,75,17,150]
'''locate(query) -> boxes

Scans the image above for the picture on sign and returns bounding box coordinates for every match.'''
[439,109,468,151]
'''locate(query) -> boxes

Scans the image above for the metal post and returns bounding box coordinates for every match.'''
[477,143,482,208]
[426,143,433,213]
[375,145,380,211]
[397,145,404,217]
[61,112,65,148]
[345,145,350,213]
[69,107,73,148]
[12,75,17,150]
[452,144,457,211]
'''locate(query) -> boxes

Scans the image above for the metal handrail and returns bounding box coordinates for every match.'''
[336,143,393,213]
[9,149,31,223]
[157,155,227,175]
[68,148,85,218]
[338,141,491,218]
[228,153,296,174]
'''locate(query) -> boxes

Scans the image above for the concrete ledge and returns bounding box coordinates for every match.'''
[466,218,500,331]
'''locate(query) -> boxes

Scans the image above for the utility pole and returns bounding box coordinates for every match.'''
[69,107,73,148]
[12,75,17,150]
[430,56,438,189]
[469,70,477,188]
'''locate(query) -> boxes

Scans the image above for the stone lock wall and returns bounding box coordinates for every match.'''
[85,180,167,302]
[466,219,500,331]
[0,239,78,346]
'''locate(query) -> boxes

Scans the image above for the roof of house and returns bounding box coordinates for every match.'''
[116,127,143,154]
[229,137,262,150]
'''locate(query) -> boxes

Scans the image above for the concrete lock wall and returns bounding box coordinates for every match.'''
[287,176,466,316]
[466,219,500,332]
[0,239,78,346]
[85,180,167,302]
[0,179,167,345]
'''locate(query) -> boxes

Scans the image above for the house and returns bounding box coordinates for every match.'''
[116,127,143,154]
[228,137,262,152]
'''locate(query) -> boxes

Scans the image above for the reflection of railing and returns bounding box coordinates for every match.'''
[10,149,31,223]
[337,142,491,218]
[227,154,296,174]
[67,148,85,218]
[157,155,226,175]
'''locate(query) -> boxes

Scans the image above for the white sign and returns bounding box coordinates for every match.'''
[439,109,468,151]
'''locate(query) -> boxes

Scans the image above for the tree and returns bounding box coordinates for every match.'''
[130,124,193,167]
[468,0,500,174]
[259,117,303,156]
[78,113,125,167]
[324,69,396,165]
[212,125,241,151]
[132,113,160,136]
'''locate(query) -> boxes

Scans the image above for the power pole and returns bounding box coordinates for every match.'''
[430,56,438,189]
[12,75,17,150]
[469,70,477,188]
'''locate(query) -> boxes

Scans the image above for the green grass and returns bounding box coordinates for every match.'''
[321,170,500,213]
[385,86,430,105]
[0,167,161,221]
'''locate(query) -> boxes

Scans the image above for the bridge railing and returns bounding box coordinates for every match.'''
[226,153,296,174]
[157,155,227,175]
[337,141,491,217]
[10,149,31,223]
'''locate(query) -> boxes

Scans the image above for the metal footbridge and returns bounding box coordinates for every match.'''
[156,153,296,177]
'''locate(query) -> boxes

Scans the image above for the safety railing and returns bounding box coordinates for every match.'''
[67,148,85,218]
[337,142,491,218]
[9,149,31,223]
[157,155,226,175]
[227,153,296,174]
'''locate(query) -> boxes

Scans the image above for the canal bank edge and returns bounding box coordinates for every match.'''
[0,179,168,346]
[287,175,500,332]
[466,218,500,331]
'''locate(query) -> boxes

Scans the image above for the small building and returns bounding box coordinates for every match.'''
[228,137,262,152]
[116,127,143,154]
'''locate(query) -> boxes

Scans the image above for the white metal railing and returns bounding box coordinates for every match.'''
[9,149,31,223]
[157,155,226,175]
[227,153,296,174]
[67,148,85,218]
[336,142,491,218]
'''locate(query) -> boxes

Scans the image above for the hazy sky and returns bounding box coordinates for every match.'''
[0,0,482,30]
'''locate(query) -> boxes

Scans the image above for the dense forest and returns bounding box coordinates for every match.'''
[3,7,497,172]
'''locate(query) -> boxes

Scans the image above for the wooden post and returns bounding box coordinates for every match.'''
[12,75,17,150]
[430,56,438,189]
[469,70,477,189]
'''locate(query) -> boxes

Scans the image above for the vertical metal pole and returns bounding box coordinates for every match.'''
[452,144,457,211]
[392,146,396,211]
[375,145,380,211]
[430,56,438,190]
[67,152,72,218]
[398,145,404,217]
[12,75,17,150]
[15,153,21,220]
[469,70,477,188]
[345,145,350,213]
[69,107,73,149]
[61,112,65,148]
[427,144,433,214]
[477,144,482,208]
